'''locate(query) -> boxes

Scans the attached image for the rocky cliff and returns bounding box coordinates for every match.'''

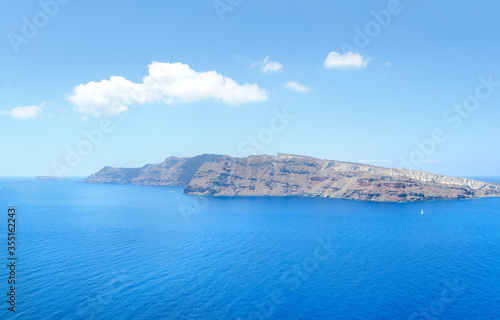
[83,153,500,202]
[184,153,500,202]
[82,154,223,186]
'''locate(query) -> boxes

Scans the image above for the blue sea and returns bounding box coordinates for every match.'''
[0,177,499,319]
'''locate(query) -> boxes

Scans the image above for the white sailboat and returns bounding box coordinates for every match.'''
[420,209,424,215]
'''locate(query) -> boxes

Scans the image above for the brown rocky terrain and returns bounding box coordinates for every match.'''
[82,154,223,186]
[184,154,500,202]
[83,153,500,202]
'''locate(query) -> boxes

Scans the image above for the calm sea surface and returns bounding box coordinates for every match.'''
[0,177,499,319]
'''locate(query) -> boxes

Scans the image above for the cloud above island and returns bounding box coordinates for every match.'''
[68,62,269,117]
[324,51,370,69]
[286,81,310,93]
[252,56,283,73]
[0,105,42,119]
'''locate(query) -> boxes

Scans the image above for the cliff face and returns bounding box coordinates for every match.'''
[82,154,223,186]
[83,153,500,202]
[184,154,500,202]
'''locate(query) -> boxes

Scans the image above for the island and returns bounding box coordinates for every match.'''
[83,153,500,202]
[35,176,66,180]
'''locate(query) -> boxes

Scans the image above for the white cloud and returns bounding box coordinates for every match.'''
[68,62,269,117]
[0,105,42,119]
[385,62,392,67]
[286,81,310,93]
[69,76,146,117]
[324,51,370,69]
[252,56,283,73]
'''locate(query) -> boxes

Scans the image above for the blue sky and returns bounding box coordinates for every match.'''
[1,0,500,177]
